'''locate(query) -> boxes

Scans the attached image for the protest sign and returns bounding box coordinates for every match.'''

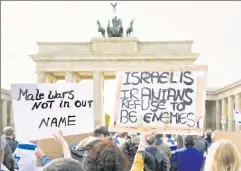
[109,65,208,134]
[213,130,241,154]
[11,83,94,141]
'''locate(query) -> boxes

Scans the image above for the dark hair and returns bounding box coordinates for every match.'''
[184,135,195,147]
[86,140,129,171]
[43,158,83,171]
[119,132,128,138]
[166,134,172,138]
[2,144,16,171]
[155,134,163,139]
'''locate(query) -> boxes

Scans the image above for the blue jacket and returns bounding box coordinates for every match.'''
[40,143,76,166]
[171,147,204,171]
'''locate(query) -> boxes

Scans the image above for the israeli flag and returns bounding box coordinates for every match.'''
[164,137,177,154]
[234,110,241,125]
[13,142,38,171]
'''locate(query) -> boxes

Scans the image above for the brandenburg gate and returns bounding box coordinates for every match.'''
[3,3,240,132]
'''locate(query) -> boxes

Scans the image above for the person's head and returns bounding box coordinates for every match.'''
[146,135,156,146]
[204,140,241,171]
[176,135,184,149]
[119,132,128,139]
[43,158,84,171]
[205,129,213,141]
[184,135,195,148]
[92,125,110,139]
[3,127,15,139]
[155,134,164,140]
[84,139,129,171]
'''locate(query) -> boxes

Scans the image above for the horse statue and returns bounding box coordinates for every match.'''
[106,17,123,37]
[126,20,134,37]
[97,20,105,37]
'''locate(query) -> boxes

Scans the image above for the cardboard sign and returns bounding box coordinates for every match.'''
[213,130,241,154]
[11,83,94,141]
[110,65,207,134]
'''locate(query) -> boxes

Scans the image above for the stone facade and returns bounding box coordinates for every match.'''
[2,37,241,132]
[206,80,241,131]
[1,89,14,131]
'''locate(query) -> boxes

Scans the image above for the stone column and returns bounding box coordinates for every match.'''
[45,73,56,83]
[216,100,221,130]
[37,72,45,83]
[65,72,81,83]
[228,96,234,131]
[93,71,104,126]
[9,102,15,128]
[2,100,8,129]
[221,98,227,131]
[235,93,241,132]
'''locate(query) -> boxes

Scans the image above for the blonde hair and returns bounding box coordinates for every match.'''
[204,140,241,171]
[176,135,184,149]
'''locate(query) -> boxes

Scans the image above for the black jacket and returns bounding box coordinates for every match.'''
[145,146,170,171]
[5,137,18,153]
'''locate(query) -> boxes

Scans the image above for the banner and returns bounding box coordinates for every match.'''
[11,83,94,141]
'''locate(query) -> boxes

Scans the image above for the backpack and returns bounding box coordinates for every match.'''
[146,149,164,171]
[153,151,164,171]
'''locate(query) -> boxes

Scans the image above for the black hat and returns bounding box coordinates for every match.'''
[94,125,110,136]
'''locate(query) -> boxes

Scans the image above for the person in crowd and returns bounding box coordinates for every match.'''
[3,127,18,153]
[145,135,170,171]
[204,140,241,171]
[175,135,184,149]
[117,132,128,145]
[155,134,172,159]
[163,134,177,155]
[1,136,16,171]
[83,139,129,171]
[203,129,213,151]
[193,135,206,156]
[43,158,84,171]
[121,132,155,171]
[171,135,204,171]
[36,125,110,166]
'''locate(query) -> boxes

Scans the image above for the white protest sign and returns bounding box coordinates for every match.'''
[111,68,207,134]
[234,110,241,125]
[11,83,94,141]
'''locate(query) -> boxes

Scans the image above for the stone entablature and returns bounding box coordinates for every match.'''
[31,38,199,60]
[206,80,241,100]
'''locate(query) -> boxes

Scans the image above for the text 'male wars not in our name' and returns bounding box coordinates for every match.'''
[11,83,94,141]
[117,71,206,129]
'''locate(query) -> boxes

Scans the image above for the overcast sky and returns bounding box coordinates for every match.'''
[2,1,241,113]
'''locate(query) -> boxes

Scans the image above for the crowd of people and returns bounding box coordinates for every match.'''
[1,126,241,171]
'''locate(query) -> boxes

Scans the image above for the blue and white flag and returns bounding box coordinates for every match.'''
[234,110,241,125]
[164,137,177,154]
[13,142,37,171]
